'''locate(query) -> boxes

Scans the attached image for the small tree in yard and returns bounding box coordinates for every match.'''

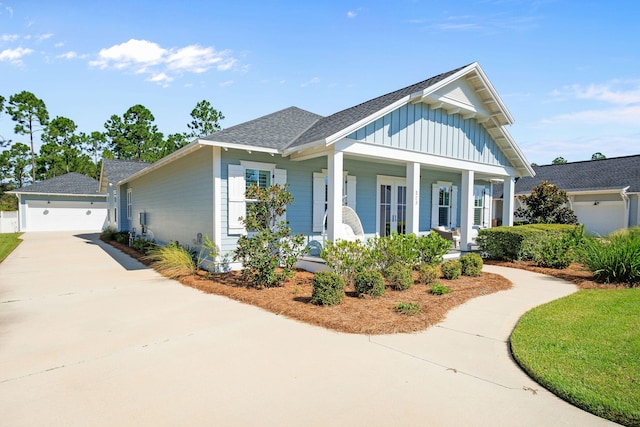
[233,184,307,288]
[515,181,578,225]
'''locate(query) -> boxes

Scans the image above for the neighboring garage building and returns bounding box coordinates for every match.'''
[493,155,640,236]
[10,173,107,232]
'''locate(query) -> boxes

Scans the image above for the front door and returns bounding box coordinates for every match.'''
[378,177,407,237]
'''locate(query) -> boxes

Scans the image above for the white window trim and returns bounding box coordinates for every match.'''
[431,181,458,229]
[313,170,356,233]
[126,188,133,220]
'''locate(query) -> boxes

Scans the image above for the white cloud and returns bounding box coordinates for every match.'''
[89,38,237,86]
[1,33,19,42]
[0,46,33,65]
[219,80,234,87]
[54,42,64,48]
[37,33,53,41]
[347,10,357,18]
[57,51,81,59]
[301,76,320,87]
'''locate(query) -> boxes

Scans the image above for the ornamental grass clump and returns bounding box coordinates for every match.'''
[577,228,640,285]
[354,270,385,297]
[145,241,196,278]
[460,253,483,276]
[441,259,462,280]
[395,301,421,316]
[429,282,451,295]
[311,271,345,306]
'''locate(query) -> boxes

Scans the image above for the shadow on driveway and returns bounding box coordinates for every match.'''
[73,233,149,271]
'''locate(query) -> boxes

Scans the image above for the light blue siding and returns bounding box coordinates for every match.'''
[121,147,214,247]
[346,103,510,167]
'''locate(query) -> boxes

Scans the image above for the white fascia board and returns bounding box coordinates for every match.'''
[321,96,414,148]
[335,139,516,177]
[118,140,202,186]
[198,139,280,154]
[501,129,535,177]
[8,191,107,198]
[514,188,627,197]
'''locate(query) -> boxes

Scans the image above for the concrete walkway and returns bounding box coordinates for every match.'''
[0,232,618,426]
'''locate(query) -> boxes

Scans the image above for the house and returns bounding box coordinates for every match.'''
[9,173,107,232]
[108,62,534,263]
[493,155,640,236]
[98,159,150,230]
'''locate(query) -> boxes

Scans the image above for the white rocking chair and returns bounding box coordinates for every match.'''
[322,206,365,241]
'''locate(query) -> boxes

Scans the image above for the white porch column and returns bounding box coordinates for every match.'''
[327,150,343,242]
[212,146,222,251]
[406,162,420,234]
[502,177,515,227]
[460,170,475,250]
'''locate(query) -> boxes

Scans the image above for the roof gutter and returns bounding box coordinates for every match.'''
[198,139,280,155]
[7,190,107,197]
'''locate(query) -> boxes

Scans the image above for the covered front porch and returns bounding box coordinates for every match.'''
[296,141,517,252]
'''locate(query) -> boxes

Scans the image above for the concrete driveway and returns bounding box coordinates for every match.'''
[0,232,617,426]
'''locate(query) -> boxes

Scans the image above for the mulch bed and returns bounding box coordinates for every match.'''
[484,260,632,290]
[103,238,512,334]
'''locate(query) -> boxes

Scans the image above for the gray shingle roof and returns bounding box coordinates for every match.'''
[12,173,104,195]
[494,154,640,197]
[102,158,149,184]
[286,64,470,149]
[201,107,323,150]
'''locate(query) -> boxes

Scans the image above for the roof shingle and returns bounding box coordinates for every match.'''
[12,173,104,195]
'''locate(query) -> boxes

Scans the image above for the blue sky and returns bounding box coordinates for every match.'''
[0,0,638,166]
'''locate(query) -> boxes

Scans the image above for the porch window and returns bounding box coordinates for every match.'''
[474,185,491,228]
[245,169,271,190]
[126,188,132,220]
[431,182,458,229]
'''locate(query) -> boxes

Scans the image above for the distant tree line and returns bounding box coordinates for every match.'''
[0,93,223,210]
[530,152,607,167]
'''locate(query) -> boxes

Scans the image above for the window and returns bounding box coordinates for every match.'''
[438,186,450,227]
[113,190,117,225]
[474,187,484,226]
[431,182,457,229]
[126,189,132,220]
[228,162,286,235]
[245,169,271,190]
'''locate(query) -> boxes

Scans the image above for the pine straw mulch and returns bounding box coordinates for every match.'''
[103,238,511,335]
[484,260,633,290]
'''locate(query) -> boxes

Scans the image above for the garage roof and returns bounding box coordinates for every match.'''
[10,173,105,196]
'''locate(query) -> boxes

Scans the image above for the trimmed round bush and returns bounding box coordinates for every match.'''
[354,270,385,297]
[441,259,462,280]
[418,264,440,285]
[460,253,483,276]
[385,263,414,291]
[311,271,345,306]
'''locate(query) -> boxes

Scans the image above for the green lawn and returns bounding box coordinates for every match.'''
[0,233,23,263]
[511,289,640,426]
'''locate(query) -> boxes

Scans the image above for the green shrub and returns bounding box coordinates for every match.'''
[577,229,640,285]
[460,253,483,276]
[429,282,451,295]
[321,239,375,286]
[233,184,307,288]
[417,232,451,265]
[477,224,583,261]
[533,234,574,269]
[144,241,196,278]
[114,231,130,244]
[441,259,462,280]
[370,232,421,271]
[418,264,440,285]
[354,270,385,297]
[385,263,414,290]
[130,236,157,255]
[395,302,421,316]
[311,271,345,306]
[101,227,117,241]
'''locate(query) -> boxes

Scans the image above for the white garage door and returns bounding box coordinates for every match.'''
[26,200,107,232]
[573,202,626,237]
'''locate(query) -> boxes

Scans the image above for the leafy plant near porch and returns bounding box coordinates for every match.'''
[233,184,307,288]
[577,227,640,285]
